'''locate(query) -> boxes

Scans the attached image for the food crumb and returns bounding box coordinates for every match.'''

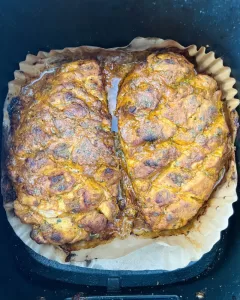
[196,291,205,299]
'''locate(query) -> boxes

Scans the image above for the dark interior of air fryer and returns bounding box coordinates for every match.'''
[1,0,240,299]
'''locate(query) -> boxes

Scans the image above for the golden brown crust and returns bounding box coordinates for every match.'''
[117,52,232,232]
[6,50,234,249]
[8,60,122,246]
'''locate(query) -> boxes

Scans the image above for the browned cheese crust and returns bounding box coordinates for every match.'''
[8,60,122,246]
[117,52,231,232]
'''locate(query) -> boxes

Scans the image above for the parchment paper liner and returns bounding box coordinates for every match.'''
[2,37,239,271]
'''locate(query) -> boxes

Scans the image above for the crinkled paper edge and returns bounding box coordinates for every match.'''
[2,37,239,271]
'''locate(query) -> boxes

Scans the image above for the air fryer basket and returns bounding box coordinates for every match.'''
[1,0,240,299]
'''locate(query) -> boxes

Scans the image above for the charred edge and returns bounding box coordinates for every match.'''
[7,97,22,133]
[65,252,77,262]
[1,174,17,203]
